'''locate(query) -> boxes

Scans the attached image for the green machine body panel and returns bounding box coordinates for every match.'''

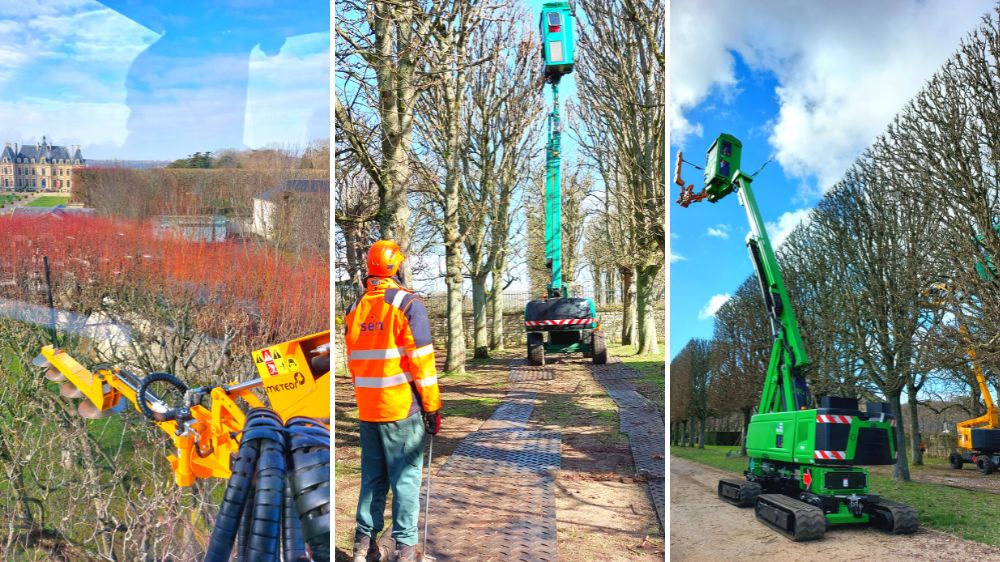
[539,2,574,79]
[691,133,916,538]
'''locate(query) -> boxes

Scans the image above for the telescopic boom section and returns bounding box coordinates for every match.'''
[545,82,563,297]
[676,133,811,414]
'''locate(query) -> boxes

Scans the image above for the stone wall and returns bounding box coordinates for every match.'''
[428,309,666,348]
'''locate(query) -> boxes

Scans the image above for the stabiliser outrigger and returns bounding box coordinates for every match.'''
[676,134,918,541]
[525,1,607,366]
[32,331,332,561]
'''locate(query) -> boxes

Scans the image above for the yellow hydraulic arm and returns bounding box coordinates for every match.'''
[34,330,330,486]
[956,324,1000,450]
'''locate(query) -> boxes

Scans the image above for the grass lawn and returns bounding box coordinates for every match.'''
[608,342,664,413]
[27,195,71,207]
[0,194,18,205]
[672,444,1000,547]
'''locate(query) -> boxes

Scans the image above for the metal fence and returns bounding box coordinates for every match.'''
[335,285,634,315]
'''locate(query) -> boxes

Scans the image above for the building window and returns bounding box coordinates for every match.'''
[66,180,71,188]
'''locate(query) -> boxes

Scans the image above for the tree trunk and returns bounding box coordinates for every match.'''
[488,272,504,351]
[698,417,706,449]
[635,263,660,354]
[606,269,616,304]
[907,383,923,466]
[621,266,636,345]
[444,240,465,375]
[593,263,603,306]
[688,416,696,447]
[471,272,489,359]
[888,389,910,481]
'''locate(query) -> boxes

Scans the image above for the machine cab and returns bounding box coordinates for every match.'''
[540,1,574,79]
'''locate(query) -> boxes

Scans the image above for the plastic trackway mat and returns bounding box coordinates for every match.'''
[440,429,561,477]
[420,474,557,562]
[423,373,560,561]
[509,367,555,382]
[589,361,665,530]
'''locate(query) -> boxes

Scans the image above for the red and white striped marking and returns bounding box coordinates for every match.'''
[816,414,853,424]
[525,318,596,327]
[814,450,846,460]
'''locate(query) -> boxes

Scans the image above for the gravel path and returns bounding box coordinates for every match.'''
[670,456,1000,561]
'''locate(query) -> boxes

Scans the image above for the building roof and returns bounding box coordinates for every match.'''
[256,179,329,202]
[2,136,84,163]
[10,205,96,218]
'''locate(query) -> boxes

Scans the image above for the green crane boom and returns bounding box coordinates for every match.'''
[676,133,917,541]
[545,81,564,297]
[523,1,606,367]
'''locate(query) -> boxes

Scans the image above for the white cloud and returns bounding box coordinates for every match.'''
[670,251,686,264]
[699,293,731,320]
[765,208,812,248]
[706,224,729,239]
[245,33,330,148]
[671,0,992,194]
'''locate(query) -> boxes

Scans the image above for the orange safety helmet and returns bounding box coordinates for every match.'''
[367,240,404,277]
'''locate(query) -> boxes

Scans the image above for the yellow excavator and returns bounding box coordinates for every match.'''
[32,331,331,561]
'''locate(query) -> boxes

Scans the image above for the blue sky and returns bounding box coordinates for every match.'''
[0,0,329,160]
[669,0,993,359]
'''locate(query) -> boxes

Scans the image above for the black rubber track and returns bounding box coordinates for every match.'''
[869,499,919,535]
[718,478,761,508]
[528,332,545,366]
[755,494,826,541]
[592,330,607,365]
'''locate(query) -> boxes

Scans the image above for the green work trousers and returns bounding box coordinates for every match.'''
[356,411,426,546]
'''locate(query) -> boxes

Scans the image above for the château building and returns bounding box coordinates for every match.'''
[0,136,85,192]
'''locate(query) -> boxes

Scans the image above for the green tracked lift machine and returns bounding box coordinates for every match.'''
[525,1,607,366]
[675,133,918,541]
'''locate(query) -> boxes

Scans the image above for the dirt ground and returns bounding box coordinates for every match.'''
[335,351,663,561]
[670,456,1000,561]
[872,461,1000,494]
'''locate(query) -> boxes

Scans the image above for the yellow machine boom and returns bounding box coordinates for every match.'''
[34,330,330,486]
[956,325,999,450]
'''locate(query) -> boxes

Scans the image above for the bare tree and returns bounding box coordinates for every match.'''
[459,10,543,358]
[336,0,442,284]
[574,0,665,354]
[709,278,771,455]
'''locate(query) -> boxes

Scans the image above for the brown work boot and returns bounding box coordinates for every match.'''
[353,533,381,562]
[395,544,419,562]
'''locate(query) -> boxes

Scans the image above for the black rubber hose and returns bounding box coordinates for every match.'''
[282,482,308,561]
[204,439,260,562]
[237,482,255,562]
[136,372,188,422]
[246,438,285,561]
[285,417,331,562]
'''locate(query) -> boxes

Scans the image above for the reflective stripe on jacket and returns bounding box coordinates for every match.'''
[344,277,442,422]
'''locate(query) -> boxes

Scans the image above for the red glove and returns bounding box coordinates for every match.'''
[424,410,441,435]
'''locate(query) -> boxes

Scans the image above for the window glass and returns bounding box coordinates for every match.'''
[547,12,561,26]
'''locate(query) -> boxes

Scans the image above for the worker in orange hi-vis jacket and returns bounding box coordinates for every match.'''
[345,240,442,562]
